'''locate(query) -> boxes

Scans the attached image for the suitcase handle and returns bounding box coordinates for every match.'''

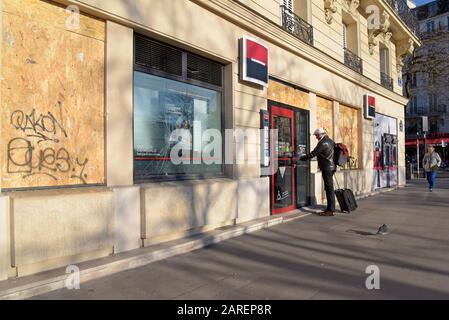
[333,173,341,190]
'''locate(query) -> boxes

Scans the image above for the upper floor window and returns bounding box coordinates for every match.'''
[411,95,418,114]
[280,0,313,45]
[429,94,438,113]
[428,72,436,86]
[428,3,438,17]
[427,21,435,33]
[283,0,308,22]
[380,45,390,75]
[411,72,417,87]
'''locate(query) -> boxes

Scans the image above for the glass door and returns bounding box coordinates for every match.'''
[271,105,295,214]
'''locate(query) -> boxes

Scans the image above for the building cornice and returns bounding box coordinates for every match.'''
[380,0,422,45]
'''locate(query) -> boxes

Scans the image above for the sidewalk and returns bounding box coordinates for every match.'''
[3,179,449,299]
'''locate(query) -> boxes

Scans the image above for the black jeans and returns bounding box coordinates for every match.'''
[322,170,336,212]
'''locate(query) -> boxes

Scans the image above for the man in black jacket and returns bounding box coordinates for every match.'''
[300,128,336,216]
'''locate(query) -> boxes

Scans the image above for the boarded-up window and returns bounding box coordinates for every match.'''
[339,105,360,169]
[316,97,333,139]
[1,0,105,189]
[268,80,310,110]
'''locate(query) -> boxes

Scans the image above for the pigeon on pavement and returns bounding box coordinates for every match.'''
[377,224,389,235]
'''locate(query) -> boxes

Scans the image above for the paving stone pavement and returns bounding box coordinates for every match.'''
[34,178,449,300]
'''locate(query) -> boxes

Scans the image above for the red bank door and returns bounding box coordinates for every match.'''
[271,105,296,214]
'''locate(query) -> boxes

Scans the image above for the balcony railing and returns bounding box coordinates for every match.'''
[380,72,394,90]
[384,0,418,35]
[280,5,314,46]
[344,48,363,74]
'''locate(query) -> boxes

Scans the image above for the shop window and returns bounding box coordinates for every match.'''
[339,105,360,169]
[133,34,223,181]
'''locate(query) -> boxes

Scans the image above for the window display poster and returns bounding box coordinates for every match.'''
[373,113,398,189]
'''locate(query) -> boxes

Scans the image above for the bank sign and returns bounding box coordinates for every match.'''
[240,36,268,87]
[364,95,375,120]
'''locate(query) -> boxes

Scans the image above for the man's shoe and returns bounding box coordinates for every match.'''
[318,210,335,216]
[430,188,433,192]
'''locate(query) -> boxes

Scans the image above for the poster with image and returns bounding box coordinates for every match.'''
[373,113,398,189]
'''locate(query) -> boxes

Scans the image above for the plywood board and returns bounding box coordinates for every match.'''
[268,80,310,110]
[339,104,360,169]
[316,96,333,139]
[1,0,105,189]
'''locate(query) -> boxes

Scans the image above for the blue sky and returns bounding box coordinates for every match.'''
[414,0,436,6]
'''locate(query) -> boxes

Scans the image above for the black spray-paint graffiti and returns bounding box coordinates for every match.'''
[7,138,89,184]
[10,109,68,144]
[7,108,90,184]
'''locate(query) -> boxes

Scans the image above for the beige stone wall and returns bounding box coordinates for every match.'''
[141,179,238,245]
[106,21,134,187]
[9,188,114,276]
[113,186,141,253]
[0,196,11,280]
[237,177,270,223]
[360,11,381,83]
[311,0,344,63]
[235,0,281,24]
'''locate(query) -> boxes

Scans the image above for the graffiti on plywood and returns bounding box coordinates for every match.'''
[1,0,105,189]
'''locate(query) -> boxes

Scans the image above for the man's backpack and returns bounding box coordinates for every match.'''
[334,143,349,167]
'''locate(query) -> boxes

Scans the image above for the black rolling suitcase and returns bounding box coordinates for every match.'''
[334,176,357,213]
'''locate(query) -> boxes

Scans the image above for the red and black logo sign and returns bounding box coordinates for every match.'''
[240,36,268,87]
[364,95,375,120]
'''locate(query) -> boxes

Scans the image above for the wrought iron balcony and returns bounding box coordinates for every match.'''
[343,48,363,74]
[380,71,394,91]
[384,0,418,35]
[280,5,314,46]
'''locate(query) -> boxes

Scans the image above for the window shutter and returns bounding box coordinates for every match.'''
[134,34,183,76]
[380,47,389,75]
[187,52,223,87]
[282,0,293,12]
[342,23,347,49]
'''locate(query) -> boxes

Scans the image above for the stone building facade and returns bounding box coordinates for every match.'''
[0,0,419,279]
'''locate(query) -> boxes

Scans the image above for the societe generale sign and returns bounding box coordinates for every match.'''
[240,36,268,87]
[364,95,375,120]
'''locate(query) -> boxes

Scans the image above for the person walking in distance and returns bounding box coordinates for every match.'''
[423,145,442,192]
[300,128,336,216]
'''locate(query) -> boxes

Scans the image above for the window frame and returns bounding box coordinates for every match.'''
[379,45,390,76]
[342,23,348,49]
[132,34,226,183]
